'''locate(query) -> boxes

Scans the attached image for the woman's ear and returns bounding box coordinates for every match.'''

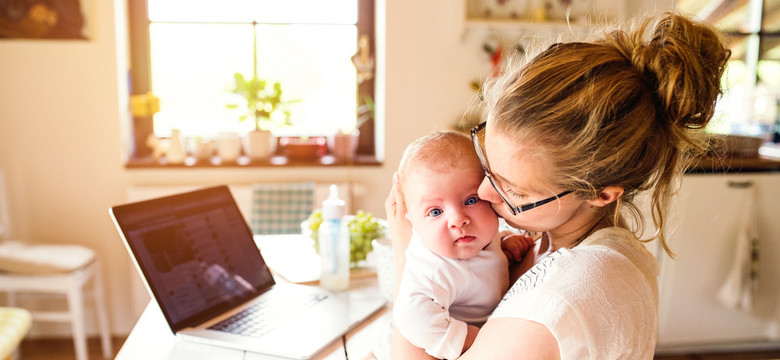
[587,186,624,207]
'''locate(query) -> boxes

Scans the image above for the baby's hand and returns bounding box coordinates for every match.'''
[501,232,535,263]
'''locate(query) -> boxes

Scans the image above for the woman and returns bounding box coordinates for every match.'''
[385,12,730,359]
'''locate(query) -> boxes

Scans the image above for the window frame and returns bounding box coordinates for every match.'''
[126,0,378,167]
[682,0,780,137]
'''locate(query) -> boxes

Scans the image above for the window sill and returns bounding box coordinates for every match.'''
[125,154,382,168]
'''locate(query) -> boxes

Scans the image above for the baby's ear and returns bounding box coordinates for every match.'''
[587,186,624,207]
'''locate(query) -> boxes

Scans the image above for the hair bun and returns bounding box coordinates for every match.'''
[633,12,730,130]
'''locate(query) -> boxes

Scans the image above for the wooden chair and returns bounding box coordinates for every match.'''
[0,173,111,360]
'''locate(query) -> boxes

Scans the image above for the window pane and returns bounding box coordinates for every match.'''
[677,0,776,137]
[762,0,780,32]
[254,0,357,24]
[710,60,750,134]
[714,4,751,33]
[149,0,255,23]
[149,0,357,24]
[150,23,255,137]
[711,35,760,135]
[255,24,358,136]
[761,36,780,60]
[754,59,780,132]
[149,23,358,139]
[726,34,749,61]
[675,0,751,33]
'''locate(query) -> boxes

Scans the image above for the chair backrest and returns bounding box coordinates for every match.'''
[250,182,316,235]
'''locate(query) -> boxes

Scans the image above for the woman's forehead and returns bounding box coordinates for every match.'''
[484,125,548,191]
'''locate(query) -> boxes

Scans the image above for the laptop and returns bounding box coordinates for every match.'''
[109,185,386,359]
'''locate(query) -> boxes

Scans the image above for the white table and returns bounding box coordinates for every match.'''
[116,276,391,360]
[117,233,392,360]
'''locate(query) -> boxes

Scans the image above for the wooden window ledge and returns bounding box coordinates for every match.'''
[125,154,381,168]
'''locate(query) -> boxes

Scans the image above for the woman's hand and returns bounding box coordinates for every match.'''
[501,232,535,263]
[384,172,412,299]
[385,172,412,249]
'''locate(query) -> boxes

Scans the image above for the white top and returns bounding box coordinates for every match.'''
[491,227,659,359]
[394,231,508,360]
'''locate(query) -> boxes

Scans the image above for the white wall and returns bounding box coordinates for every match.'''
[0,0,672,336]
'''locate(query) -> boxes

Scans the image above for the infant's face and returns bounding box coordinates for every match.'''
[405,164,498,260]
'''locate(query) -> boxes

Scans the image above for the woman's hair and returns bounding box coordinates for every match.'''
[481,12,730,256]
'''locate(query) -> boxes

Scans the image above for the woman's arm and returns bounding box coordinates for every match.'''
[392,325,436,360]
[457,317,560,360]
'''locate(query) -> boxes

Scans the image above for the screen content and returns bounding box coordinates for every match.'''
[118,187,274,326]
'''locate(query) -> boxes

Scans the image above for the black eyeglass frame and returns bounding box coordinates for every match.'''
[470,122,572,215]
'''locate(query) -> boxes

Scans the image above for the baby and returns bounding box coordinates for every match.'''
[392,130,524,359]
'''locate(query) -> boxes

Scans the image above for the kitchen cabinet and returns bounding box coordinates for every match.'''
[654,172,780,353]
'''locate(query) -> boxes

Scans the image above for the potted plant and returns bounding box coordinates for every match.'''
[225,29,297,160]
[226,72,293,160]
[329,95,374,161]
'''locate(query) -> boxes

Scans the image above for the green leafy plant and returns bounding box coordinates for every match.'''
[336,95,375,135]
[225,29,296,131]
[354,95,374,132]
[226,73,293,131]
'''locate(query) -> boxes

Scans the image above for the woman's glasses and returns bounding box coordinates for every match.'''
[470,122,572,215]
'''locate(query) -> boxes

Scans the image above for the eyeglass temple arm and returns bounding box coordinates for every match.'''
[517,190,573,213]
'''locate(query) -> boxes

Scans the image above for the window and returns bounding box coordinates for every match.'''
[676,0,780,138]
[127,0,377,166]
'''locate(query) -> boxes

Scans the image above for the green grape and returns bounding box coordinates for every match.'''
[307,209,323,231]
[305,208,387,268]
[306,209,323,251]
[346,210,387,267]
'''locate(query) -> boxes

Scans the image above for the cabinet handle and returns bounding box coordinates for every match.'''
[727,180,754,188]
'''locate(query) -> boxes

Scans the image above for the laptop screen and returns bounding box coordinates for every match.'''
[111,185,276,332]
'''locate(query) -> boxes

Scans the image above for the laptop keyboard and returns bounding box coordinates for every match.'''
[208,290,329,338]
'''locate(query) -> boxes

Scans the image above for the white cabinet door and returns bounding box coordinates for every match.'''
[656,173,780,351]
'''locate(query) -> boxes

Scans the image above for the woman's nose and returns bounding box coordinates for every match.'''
[477,177,500,204]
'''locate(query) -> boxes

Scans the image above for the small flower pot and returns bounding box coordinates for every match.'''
[280,136,326,160]
[217,132,242,163]
[244,130,274,160]
[328,131,359,161]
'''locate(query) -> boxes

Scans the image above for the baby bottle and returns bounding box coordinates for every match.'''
[318,184,350,290]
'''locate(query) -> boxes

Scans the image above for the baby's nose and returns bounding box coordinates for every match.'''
[449,210,470,229]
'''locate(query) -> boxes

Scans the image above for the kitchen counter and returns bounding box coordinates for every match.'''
[689,154,780,173]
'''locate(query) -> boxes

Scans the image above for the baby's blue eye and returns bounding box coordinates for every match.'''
[428,208,443,217]
[465,196,479,205]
